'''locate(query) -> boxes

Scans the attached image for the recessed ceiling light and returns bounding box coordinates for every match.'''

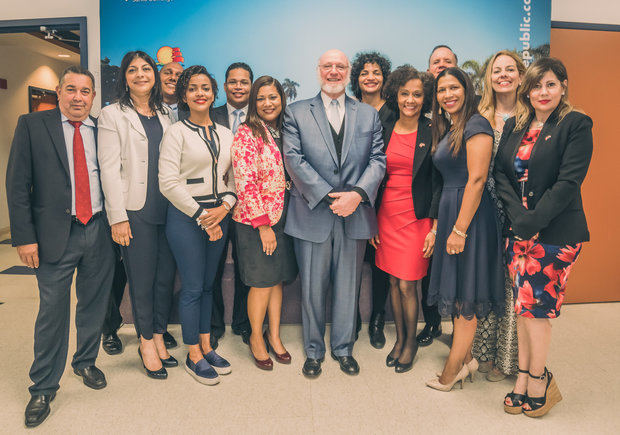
[58,54,70,58]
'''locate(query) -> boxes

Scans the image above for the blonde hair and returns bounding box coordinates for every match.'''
[478,50,526,129]
[514,57,580,130]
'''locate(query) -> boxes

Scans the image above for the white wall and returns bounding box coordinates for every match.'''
[552,0,620,25]
[2,0,101,109]
[0,47,73,231]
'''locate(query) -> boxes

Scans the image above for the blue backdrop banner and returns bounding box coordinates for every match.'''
[100,0,550,107]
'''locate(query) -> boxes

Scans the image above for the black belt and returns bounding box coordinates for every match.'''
[71,211,103,226]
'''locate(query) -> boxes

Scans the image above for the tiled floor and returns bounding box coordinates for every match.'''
[0,243,618,434]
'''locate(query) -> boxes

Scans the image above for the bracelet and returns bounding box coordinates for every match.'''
[452,226,467,239]
[222,202,231,212]
[430,229,437,235]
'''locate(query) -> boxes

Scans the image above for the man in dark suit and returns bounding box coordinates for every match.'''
[210,62,254,347]
[6,66,115,428]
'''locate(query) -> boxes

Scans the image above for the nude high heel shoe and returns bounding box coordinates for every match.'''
[465,358,479,382]
[436,358,478,381]
[426,364,470,391]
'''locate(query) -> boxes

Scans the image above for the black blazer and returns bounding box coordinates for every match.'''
[378,116,441,219]
[494,108,593,245]
[211,104,229,128]
[6,108,99,263]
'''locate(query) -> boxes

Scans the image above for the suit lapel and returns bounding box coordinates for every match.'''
[121,105,147,138]
[43,108,70,178]
[340,96,357,164]
[309,93,338,167]
[411,119,431,181]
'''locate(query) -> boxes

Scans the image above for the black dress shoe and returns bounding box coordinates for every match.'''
[25,393,55,428]
[302,357,323,378]
[163,331,178,349]
[160,355,178,368]
[416,323,442,347]
[102,332,123,355]
[73,366,107,390]
[330,352,360,375]
[368,312,386,349]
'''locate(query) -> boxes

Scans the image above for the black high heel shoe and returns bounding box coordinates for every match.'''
[504,368,529,414]
[138,348,168,379]
[160,355,178,368]
[523,368,562,418]
[394,343,418,373]
[386,354,398,367]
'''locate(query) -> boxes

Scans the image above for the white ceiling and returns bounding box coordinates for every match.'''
[0,32,79,64]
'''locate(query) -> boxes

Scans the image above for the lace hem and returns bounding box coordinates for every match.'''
[427,296,504,321]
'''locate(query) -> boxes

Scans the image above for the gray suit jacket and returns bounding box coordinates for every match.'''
[6,108,100,263]
[283,93,386,243]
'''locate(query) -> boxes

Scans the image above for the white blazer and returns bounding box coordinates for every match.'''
[97,102,173,225]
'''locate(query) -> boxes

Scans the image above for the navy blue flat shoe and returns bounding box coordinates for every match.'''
[204,350,232,375]
[185,354,219,385]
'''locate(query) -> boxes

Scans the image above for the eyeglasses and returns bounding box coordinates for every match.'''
[226,80,251,87]
[319,63,349,73]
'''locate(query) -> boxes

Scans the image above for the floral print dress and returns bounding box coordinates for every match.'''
[506,128,582,319]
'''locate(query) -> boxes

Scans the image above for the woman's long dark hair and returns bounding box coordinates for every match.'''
[116,50,164,114]
[431,67,478,156]
[244,76,286,143]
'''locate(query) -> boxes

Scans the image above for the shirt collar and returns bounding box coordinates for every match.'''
[226,103,248,116]
[320,91,346,110]
[61,112,95,127]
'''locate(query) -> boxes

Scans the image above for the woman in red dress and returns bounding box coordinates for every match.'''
[370,66,440,373]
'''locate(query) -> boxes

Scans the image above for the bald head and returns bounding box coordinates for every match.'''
[160,62,184,104]
[317,49,350,98]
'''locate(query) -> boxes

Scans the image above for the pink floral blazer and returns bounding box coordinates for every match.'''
[231,123,286,227]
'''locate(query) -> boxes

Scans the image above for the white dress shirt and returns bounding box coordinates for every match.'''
[60,113,103,215]
[226,103,248,129]
[320,91,346,126]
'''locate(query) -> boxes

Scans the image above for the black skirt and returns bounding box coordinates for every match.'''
[234,205,298,288]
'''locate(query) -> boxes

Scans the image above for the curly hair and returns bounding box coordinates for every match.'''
[349,51,392,100]
[174,65,219,112]
[383,65,434,116]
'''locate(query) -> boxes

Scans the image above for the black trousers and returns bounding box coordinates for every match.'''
[29,217,114,395]
[211,222,250,338]
[101,247,127,335]
[121,214,176,340]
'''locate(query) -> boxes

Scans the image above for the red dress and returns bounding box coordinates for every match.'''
[375,131,432,280]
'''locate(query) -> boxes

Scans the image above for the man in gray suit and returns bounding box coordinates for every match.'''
[283,49,386,378]
[6,66,114,427]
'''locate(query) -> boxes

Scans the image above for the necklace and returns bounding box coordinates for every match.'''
[534,119,544,128]
[495,110,514,122]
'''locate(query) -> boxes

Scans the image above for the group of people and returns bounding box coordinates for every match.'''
[6,43,592,428]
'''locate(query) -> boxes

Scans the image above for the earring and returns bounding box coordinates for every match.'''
[439,107,443,115]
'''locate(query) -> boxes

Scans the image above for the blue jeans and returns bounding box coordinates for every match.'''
[165,206,229,345]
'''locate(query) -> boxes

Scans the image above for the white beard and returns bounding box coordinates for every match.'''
[321,82,346,94]
[316,68,350,95]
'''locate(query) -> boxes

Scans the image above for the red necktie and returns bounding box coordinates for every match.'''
[69,121,92,224]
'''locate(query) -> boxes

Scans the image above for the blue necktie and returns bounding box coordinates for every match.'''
[232,109,243,134]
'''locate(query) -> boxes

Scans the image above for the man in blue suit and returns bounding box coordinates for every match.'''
[283,49,386,378]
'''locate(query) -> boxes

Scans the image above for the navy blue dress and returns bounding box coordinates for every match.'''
[428,114,504,319]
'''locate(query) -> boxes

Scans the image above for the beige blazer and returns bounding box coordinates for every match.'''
[97,102,173,225]
[159,119,236,219]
